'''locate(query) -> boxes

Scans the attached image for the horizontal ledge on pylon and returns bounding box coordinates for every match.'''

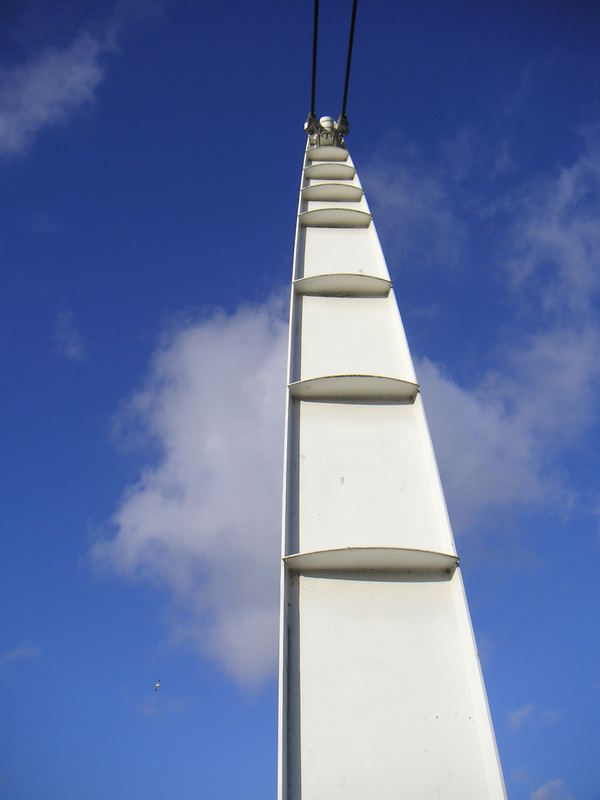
[306,145,349,162]
[289,375,419,402]
[284,547,459,575]
[302,183,363,202]
[294,273,391,297]
[299,209,372,228]
[304,162,356,180]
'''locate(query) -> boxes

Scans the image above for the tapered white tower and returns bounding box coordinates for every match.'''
[277,118,506,799]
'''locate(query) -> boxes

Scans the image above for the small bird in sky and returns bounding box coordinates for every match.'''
[154,679,161,692]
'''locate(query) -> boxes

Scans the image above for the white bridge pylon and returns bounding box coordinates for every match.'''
[277,118,506,799]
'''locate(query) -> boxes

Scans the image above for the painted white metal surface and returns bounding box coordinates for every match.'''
[289,375,419,402]
[294,273,391,297]
[284,546,458,574]
[299,208,372,228]
[306,145,349,161]
[277,135,506,799]
[304,162,356,180]
[301,182,363,202]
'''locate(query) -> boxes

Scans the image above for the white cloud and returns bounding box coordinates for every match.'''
[0,1,158,157]
[507,702,534,732]
[511,767,535,786]
[531,778,573,800]
[362,149,465,269]
[508,136,600,316]
[94,299,287,686]
[418,319,600,531]
[417,357,546,532]
[0,31,107,157]
[506,703,561,733]
[400,131,600,532]
[0,644,40,670]
[476,633,496,667]
[492,140,514,176]
[540,708,561,725]
[96,133,600,685]
[53,307,87,363]
[506,703,562,733]
[138,693,186,719]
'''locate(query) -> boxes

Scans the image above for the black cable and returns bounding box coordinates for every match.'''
[310,0,319,117]
[338,0,357,134]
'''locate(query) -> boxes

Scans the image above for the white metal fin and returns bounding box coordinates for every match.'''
[277,139,506,799]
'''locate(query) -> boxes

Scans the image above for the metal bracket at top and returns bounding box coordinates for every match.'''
[304,114,347,148]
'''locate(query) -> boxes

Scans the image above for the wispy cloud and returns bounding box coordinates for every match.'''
[362,144,465,270]
[53,307,87,363]
[0,644,40,670]
[0,31,108,157]
[507,703,563,733]
[507,702,534,732]
[531,778,573,800]
[96,129,600,684]
[540,708,561,725]
[377,128,600,532]
[507,134,600,316]
[94,299,287,686]
[0,2,157,157]
[138,692,187,719]
[476,632,496,667]
[511,767,535,786]
[119,680,188,718]
[29,212,64,234]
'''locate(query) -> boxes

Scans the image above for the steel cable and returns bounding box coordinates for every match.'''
[338,0,358,134]
[305,0,358,137]
[310,0,319,116]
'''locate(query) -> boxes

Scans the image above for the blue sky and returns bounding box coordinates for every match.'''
[1,1,599,798]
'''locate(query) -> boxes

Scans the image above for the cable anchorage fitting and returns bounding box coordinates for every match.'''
[305,115,347,148]
[336,112,349,137]
[304,112,320,136]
